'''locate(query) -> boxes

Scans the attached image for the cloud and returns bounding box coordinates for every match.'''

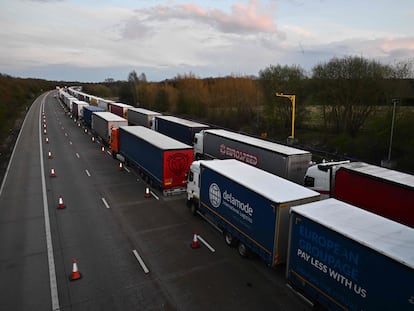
[121,0,283,40]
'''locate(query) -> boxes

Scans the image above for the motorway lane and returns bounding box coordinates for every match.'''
[0,93,52,310]
[1,91,311,310]
[43,94,174,310]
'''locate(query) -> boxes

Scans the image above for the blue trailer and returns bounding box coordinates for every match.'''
[83,106,105,127]
[287,198,414,310]
[154,115,209,146]
[114,126,194,195]
[187,159,319,265]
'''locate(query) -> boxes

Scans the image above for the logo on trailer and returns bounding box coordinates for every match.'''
[167,153,189,176]
[209,183,221,208]
[219,144,258,166]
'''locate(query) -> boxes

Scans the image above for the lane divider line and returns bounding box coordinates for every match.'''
[85,169,91,177]
[132,249,150,274]
[150,191,159,200]
[75,153,80,158]
[101,197,110,209]
[196,235,216,253]
[39,93,60,311]
[124,167,130,173]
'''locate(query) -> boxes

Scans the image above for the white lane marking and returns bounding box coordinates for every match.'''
[124,166,130,173]
[85,169,91,177]
[101,197,110,209]
[39,94,60,311]
[196,235,215,253]
[75,153,80,158]
[150,190,159,200]
[64,133,68,137]
[132,249,150,274]
[69,141,72,145]
[106,151,112,156]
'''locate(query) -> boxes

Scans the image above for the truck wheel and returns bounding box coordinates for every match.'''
[224,231,236,247]
[237,242,249,258]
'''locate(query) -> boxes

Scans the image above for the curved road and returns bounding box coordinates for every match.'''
[0,91,310,310]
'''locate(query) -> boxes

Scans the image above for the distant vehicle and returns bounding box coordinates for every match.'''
[127,107,161,128]
[304,161,414,227]
[194,129,312,184]
[91,112,127,145]
[287,198,414,311]
[153,115,210,146]
[71,100,89,121]
[111,126,193,195]
[187,159,319,266]
[82,106,105,128]
[108,102,132,119]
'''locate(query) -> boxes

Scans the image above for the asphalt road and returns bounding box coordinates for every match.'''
[0,91,311,311]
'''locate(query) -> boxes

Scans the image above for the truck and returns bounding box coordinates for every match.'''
[111,126,193,195]
[108,102,132,119]
[83,106,105,127]
[303,160,350,199]
[127,107,161,127]
[194,129,312,184]
[72,100,89,121]
[304,161,414,227]
[153,115,210,146]
[91,112,128,145]
[286,198,414,311]
[186,159,320,266]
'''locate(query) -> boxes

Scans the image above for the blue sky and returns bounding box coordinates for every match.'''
[0,0,413,82]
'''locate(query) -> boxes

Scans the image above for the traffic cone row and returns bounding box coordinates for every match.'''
[191,231,200,249]
[42,108,83,281]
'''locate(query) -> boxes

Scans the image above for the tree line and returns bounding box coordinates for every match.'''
[85,55,414,172]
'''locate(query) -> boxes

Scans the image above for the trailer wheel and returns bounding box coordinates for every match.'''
[224,231,237,247]
[237,242,249,258]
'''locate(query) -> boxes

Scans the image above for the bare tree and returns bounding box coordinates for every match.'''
[312,56,391,136]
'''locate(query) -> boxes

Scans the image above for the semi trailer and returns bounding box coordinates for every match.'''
[153,115,210,146]
[186,159,319,265]
[111,126,193,195]
[127,107,161,127]
[287,198,414,310]
[194,129,312,184]
[304,161,414,227]
[91,112,128,145]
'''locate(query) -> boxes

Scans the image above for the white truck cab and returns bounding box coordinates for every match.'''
[304,160,350,199]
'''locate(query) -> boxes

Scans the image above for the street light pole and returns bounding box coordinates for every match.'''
[275,93,296,140]
[387,98,398,162]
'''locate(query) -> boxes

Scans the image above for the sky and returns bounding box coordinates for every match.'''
[0,0,413,82]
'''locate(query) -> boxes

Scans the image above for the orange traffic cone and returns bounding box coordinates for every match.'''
[145,186,151,198]
[50,168,56,177]
[84,128,88,134]
[91,136,95,142]
[119,162,123,171]
[43,129,47,135]
[43,123,47,129]
[101,146,105,153]
[58,195,65,209]
[48,151,52,159]
[191,231,200,249]
[45,137,49,144]
[69,258,82,281]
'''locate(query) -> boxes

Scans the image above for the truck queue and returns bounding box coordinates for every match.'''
[58,86,413,311]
